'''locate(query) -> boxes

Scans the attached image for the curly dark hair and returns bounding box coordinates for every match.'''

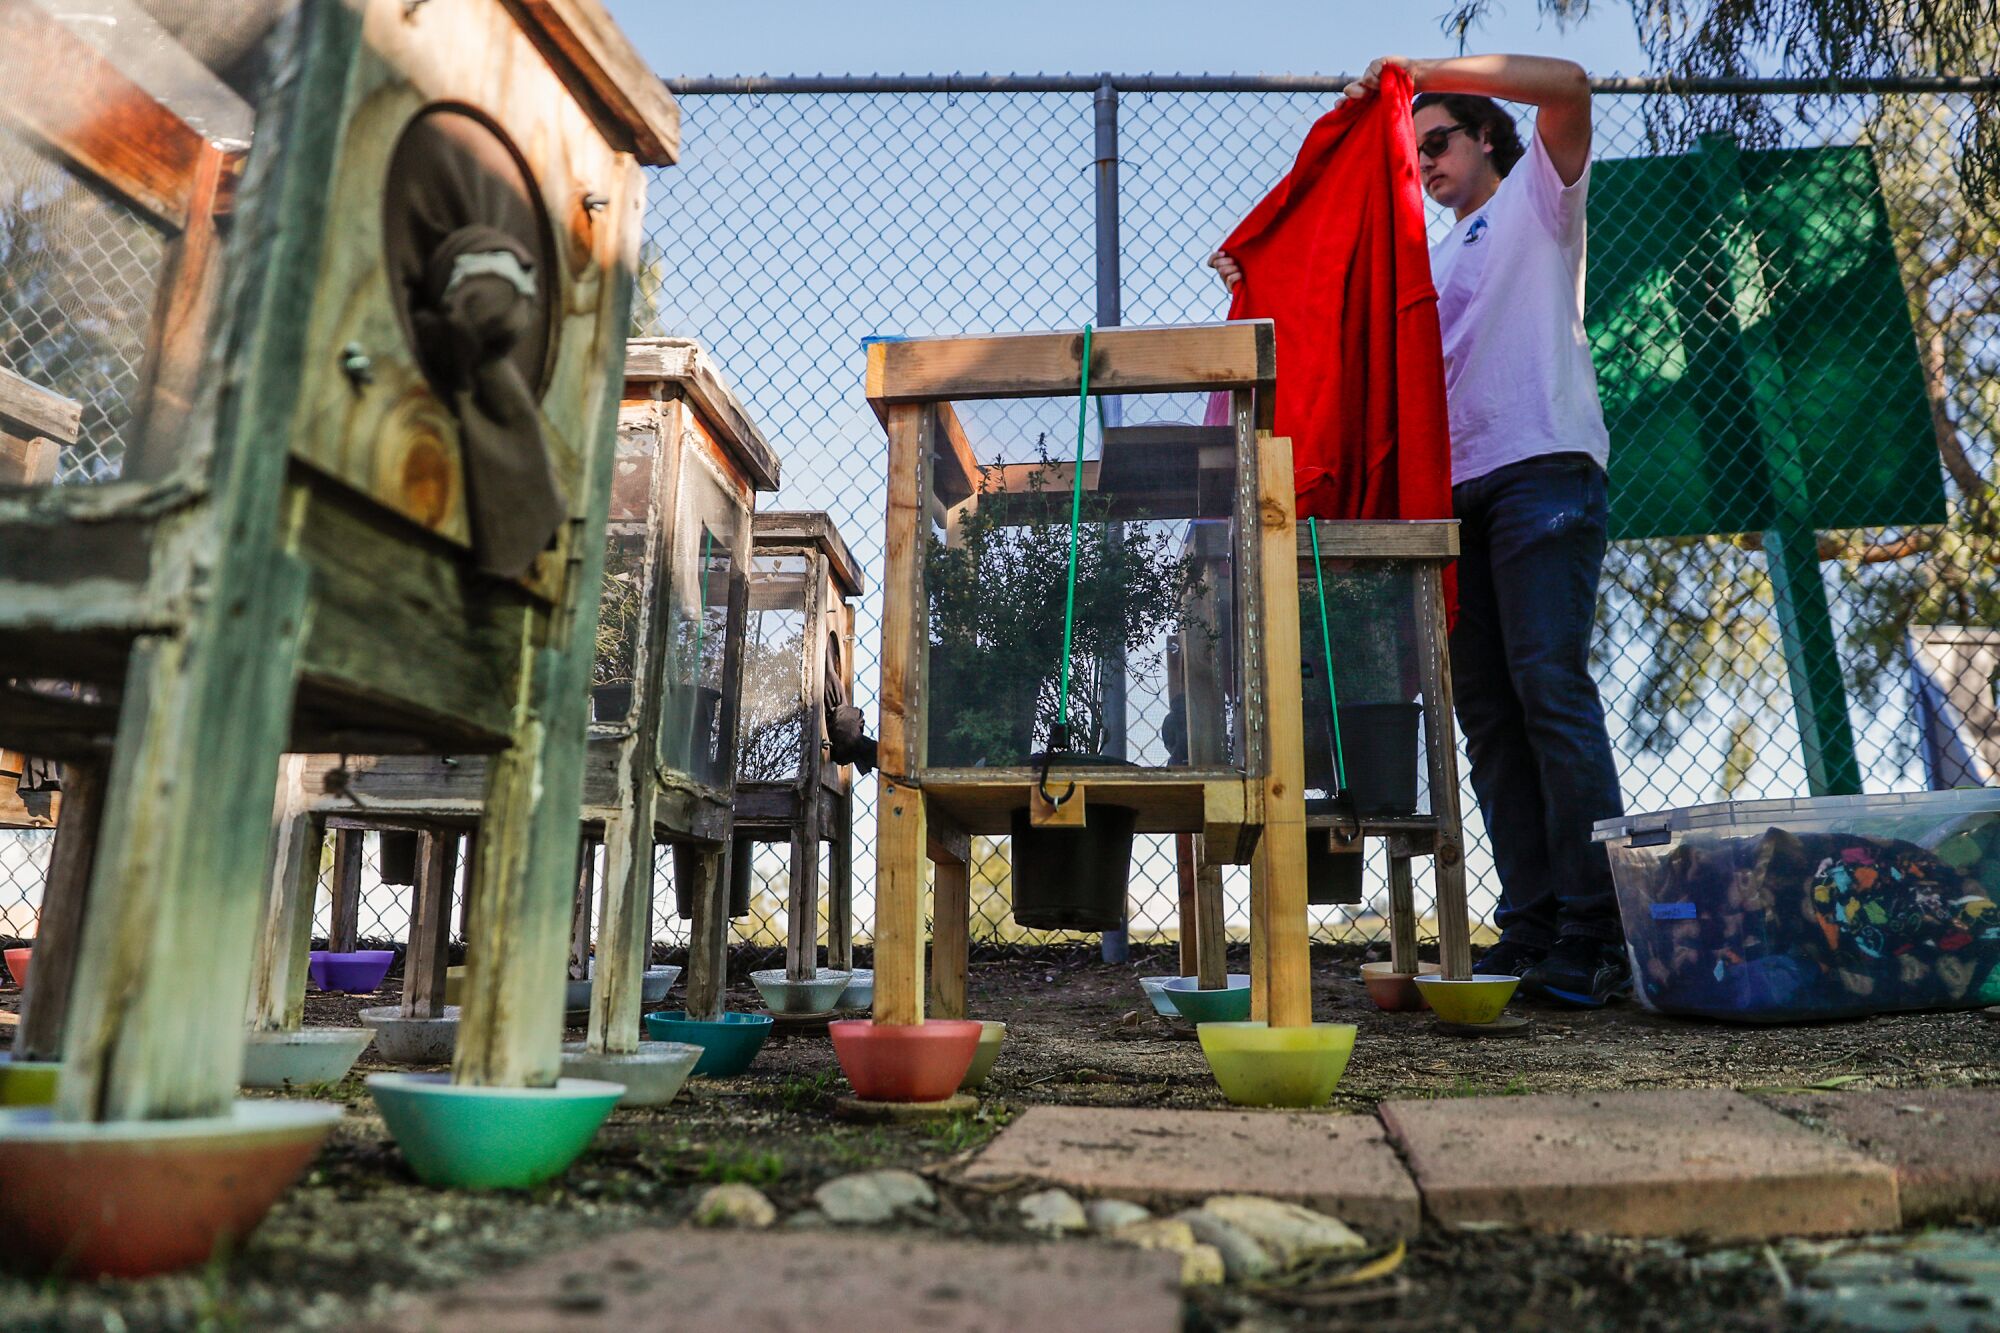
[1410,92,1525,177]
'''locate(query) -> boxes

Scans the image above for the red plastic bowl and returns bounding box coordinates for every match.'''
[4,947,29,991]
[0,1100,339,1277]
[829,1019,982,1102]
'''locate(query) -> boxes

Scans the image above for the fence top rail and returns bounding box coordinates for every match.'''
[664,72,2000,97]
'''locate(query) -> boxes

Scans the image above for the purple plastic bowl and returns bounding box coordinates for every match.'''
[309,950,396,994]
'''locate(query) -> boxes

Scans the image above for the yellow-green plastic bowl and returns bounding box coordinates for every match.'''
[959,1021,1007,1090]
[0,1054,57,1107]
[1412,974,1519,1024]
[1196,1022,1357,1108]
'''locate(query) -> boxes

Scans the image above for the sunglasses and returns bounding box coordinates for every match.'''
[1417,122,1475,161]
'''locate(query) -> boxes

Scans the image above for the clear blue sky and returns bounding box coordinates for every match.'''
[604,0,1651,80]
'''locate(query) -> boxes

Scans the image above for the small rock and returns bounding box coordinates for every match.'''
[1019,1188,1089,1235]
[1200,1195,1365,1268]
[693,1183,776,1229]
[1111,1218,1225,1287]
[1176,1210,1274,1281]
[815,1170,936,1224]
[783,1209,830,1230]
[1086,1199,1152,1233]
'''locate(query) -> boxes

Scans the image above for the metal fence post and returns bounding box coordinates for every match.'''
[1094,73,1132,964]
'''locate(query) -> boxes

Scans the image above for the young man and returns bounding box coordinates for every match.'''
[1211,55,1630,1004]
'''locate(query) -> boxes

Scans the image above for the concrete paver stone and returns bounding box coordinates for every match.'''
[1766,1087,2000,1225]
[1381,1088,1900,1240]
[960,1105,1422,1237]
[395,1227,1185,1332]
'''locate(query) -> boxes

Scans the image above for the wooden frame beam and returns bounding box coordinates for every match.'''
[866,321,1276,406]
[627,339,781,492]
[504,0,683,165]
[1295,519,1459,561]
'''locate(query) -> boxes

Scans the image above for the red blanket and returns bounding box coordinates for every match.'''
[1219,67,1454,566]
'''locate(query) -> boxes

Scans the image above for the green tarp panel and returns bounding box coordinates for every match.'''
[1589,138,1946,542]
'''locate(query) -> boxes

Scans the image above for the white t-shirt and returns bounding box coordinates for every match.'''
[1429,130,1611,484]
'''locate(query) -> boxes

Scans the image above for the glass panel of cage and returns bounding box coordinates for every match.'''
[737,551,811,783]
[1296,556,1436,821]
[0,3,274,489]
[592,528,648,725]
[658,453,741,788]
[925,392,1245,775]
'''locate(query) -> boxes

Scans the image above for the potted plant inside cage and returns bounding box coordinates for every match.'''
[591,539,644,724]
[925,453,1200,932]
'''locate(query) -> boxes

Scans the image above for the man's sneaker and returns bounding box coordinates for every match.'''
[1521,937,1630,1007]
[1473,938,1547,978]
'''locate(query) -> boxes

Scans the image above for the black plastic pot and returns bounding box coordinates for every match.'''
[1307,838,1365,906]
[672,836,752,920]
[1009,802,1139,933]
[688,685,727,786]
[591,681,633,724]
[1303,698,1423,818]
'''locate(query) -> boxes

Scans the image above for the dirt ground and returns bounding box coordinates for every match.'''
[3,943,1997,1331]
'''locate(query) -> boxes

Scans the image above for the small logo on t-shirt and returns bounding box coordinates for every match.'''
[1463,216,1490,247]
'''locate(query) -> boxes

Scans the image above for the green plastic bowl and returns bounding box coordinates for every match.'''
[1163,974,1252,1025]
[1197,1022,1357,1108]
[367,1073,623,1191]
[958,1021,1007,1090]
[1413,974,1520,1025]
[642,1011,774,1077]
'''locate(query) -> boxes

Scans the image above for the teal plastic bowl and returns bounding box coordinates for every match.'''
[642,1011,774,1077]
[366,1073,623,1191]
[1163,974,1253,1025]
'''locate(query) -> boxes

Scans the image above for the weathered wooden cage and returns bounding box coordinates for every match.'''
[254,338,779,1065]
[0,0,677,1128]
[727,512,863,983]
[863,321,1318,1030]
[1295,521,1472,980]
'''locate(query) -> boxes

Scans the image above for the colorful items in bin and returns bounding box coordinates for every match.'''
[1596,792,2000,1022]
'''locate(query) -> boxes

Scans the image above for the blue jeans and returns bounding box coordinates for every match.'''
[1450,454,1625,946]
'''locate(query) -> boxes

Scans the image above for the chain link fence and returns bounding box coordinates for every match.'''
[4,77,1995,969]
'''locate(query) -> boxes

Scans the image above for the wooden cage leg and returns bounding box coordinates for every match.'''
[15,760,106,1061]
[247,757,322,1034]
[681,844,731,1024]
[401,830,457,1021]
[827,790,854,972]
[1194,839,1228,991]
[1175,832,1200,978]
[873,778,927,1027]
[328,828,363,952]
[1388,854,1420,976]
[590,787,657,1056]
[928,853,970,1021]
[1420,565,1474,980]
[569,839,596,982]
[56,553,310,1123]
[872,402,932,1028]
[1250,432,1312,1029]
[785,790,826,981]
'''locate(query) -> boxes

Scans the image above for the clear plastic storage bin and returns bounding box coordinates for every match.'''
[1593,790,2000,1022]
